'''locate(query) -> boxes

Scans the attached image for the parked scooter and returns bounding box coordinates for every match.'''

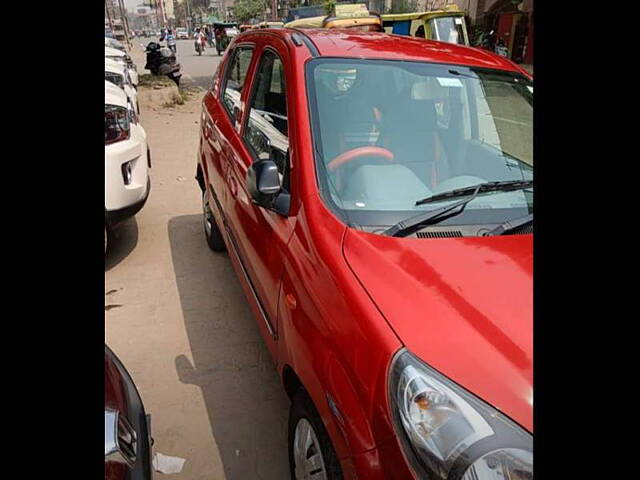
[142,42,182,86]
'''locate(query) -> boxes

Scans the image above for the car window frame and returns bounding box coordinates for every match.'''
[241,46,289,162]
[219,43,256,125]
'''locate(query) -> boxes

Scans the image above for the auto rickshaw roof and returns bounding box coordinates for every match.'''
[381,8,466,22]
[323,14,382,28]
[284,15,326,28]
[213,22,238,27]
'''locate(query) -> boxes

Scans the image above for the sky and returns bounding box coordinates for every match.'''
[124,0,146,11]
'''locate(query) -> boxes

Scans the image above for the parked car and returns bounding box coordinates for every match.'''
[105,82,150,253]
[105,58,139,115]
[105,36,126,51]
[176,27,189,39]
[105,46,139,86]
[196,29,533,480]
[105,344,153,480]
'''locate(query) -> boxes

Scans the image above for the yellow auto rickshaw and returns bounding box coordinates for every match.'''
[284,3,383,32]
[381,5,470,45]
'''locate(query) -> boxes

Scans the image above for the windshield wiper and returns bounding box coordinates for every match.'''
[415,180,533,206]
[383,185,482,237]
[488,213,533,236]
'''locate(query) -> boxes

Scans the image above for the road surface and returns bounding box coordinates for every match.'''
[176,38,225,89]
[106,42,290,480]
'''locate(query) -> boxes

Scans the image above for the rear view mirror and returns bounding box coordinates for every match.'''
[247,160,281,201]
[246,159,290,216]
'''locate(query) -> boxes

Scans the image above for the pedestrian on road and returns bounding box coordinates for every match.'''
[164,28,177,54]
[205,26,214,47]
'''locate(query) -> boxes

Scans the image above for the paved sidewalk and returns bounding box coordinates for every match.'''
[107,43,290,480]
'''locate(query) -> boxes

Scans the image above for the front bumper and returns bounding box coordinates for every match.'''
[106,177,150,229]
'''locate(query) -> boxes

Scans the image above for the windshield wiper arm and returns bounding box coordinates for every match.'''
[488,213,533,236]
[383,185,482,237]
[415,180,533,206]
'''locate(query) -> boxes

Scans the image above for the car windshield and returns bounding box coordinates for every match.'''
[307,59,533,232]
[428,16,466,45]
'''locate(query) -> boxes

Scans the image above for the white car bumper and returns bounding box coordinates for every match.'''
[105,122,150,223]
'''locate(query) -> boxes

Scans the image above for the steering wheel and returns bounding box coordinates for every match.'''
[327,146,394,172]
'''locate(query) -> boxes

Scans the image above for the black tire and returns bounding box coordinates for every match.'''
[202,190,226,252]
[288,389,343,480]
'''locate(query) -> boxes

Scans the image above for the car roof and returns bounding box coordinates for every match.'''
[105,58,125,74]
[105,81,127,108]
[105,46,125,57]
[275,29,523,73]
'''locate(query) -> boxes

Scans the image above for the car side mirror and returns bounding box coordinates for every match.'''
[247,159,281,200]
[247,157,290,216]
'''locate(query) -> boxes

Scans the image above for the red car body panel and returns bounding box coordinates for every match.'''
[342,230,533,432]
[198,28,532,479]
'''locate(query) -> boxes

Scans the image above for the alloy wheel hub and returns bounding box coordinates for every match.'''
[293,418,327,480]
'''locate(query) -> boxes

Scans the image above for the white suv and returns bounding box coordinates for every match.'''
[105,81,150,253]
[105,58,139,115]
[105,46,139,86]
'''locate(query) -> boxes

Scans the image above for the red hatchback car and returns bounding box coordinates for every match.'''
[196,28,533,480]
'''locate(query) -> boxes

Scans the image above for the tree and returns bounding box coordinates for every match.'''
[390,0,417,14]
[234,0,268,23]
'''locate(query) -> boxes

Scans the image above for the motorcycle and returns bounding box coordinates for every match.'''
[194,36,205,56]
[142,42,182,86]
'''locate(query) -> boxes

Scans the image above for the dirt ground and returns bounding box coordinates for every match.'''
[105,75,290,479]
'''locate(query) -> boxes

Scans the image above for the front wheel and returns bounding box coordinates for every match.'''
[289,389,343,480]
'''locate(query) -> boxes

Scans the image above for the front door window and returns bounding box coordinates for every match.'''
[243,49,290,191]
[220,46,254,124]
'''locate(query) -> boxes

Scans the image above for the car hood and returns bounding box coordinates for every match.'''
[342,230,533,431]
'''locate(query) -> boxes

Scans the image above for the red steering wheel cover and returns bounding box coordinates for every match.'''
[327,146,394,172]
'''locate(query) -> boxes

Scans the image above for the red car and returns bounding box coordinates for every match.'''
[196,28,533,480]
[105,345,153,480]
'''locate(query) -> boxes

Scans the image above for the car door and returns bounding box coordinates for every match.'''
[224,39,297,358]
[201,44,256,225]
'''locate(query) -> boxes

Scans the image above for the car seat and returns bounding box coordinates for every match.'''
[377,97,450,189]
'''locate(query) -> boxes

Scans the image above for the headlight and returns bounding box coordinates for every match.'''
[105,105,130,144]
[388,349,532,480]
